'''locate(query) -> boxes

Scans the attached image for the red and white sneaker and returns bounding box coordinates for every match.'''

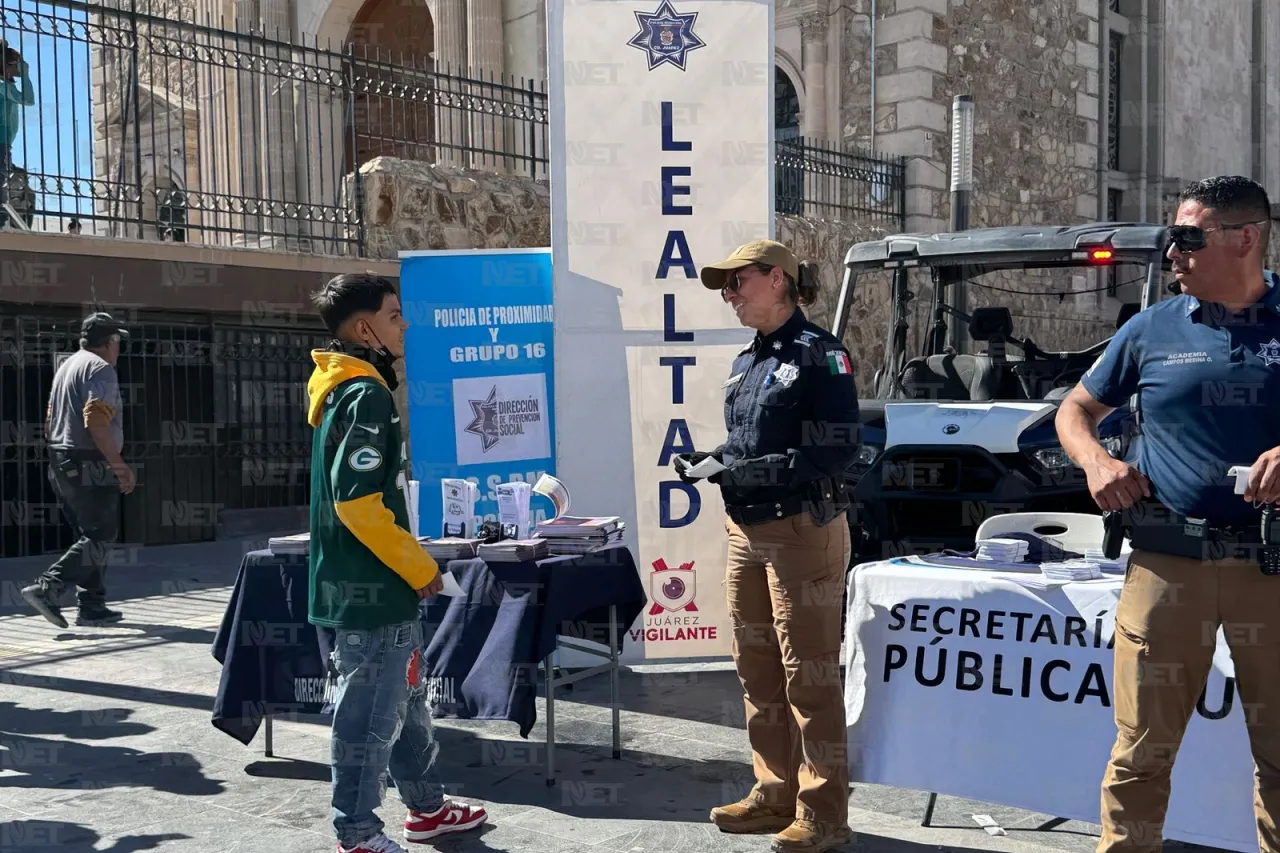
[338,832,409,853]
[404,800,488,841]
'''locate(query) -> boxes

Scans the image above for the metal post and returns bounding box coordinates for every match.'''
[869,0,877,156]
[948,95,975,354]
[544,652,556,786]
[609,604,620,760]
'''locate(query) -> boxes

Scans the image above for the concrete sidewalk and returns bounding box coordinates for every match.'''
[0,540,1218,852]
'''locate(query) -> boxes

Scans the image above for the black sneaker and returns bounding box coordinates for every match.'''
[75,607,123,626]
[21,584,68,629]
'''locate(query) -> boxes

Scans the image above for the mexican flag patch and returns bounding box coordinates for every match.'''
[827,351,852,375]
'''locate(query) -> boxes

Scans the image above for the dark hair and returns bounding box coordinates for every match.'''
[1179,175,1273,250]
[311,273,397,337]
[766,261,820,306]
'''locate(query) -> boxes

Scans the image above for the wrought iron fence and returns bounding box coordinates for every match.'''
[777,137,905,227]
[0,0,903,257]
[0,306,327,558]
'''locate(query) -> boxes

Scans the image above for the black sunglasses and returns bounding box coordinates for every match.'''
[1167,219,1267,252]
[721,264,775,294]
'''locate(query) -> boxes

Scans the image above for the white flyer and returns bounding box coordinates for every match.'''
[438,572,465,598]
[496,481,533,539]
[441,478,479,537]
[685,456,726,479]
[533,473,570,520]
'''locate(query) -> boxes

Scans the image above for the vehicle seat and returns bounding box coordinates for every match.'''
[900,353,998,401]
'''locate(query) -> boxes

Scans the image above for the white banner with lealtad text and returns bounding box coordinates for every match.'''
[547,0,773,660]
[844,559,1259,852]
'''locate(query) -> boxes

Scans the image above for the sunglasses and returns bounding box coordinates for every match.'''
[1167,219,1267,253]
[722,264,774,294]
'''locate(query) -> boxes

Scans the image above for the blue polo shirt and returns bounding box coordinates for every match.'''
[1082,270,1280,524]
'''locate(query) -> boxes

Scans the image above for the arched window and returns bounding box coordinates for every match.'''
[775,66,802,213]
[158,179,187,243]
[776,67,800,141]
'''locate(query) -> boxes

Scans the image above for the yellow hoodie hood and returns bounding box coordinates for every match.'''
[306,350,387,427]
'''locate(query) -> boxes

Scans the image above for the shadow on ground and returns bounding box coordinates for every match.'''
[0,819,187,852]
[0,730,225,796]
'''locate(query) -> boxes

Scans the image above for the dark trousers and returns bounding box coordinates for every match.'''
[36,457,120,610]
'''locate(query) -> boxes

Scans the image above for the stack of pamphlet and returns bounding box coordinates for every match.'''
[974,538,1029,562]
[534,516,625,554]
[1040,559,1103,581]
[419,536,482,562]
[477,539,549,563]
[268,532,310,555]
[1081,547,1132,574]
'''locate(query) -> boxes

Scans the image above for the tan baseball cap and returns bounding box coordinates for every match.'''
[699,239,799,291]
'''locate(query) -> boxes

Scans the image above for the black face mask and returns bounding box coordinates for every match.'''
[328,336,401,392]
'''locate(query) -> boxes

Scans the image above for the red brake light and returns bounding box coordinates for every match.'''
[1090,249,1114,262]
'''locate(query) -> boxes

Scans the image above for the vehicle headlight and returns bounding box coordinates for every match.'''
[855,445,880,466]
[1032,446,1073,470]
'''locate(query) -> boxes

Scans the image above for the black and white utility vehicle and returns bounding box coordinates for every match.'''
[830,222,1175,561]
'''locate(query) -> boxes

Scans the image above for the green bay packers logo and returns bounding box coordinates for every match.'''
[348,445,383,472]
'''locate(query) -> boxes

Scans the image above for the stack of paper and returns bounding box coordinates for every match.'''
[269,532,310,555]
[1081,548,1132,574]
[1040,559,1103,581]
[478,538,549,563]
[535,516,624,554]
[496,481,533,540]
[975,538,1029,562]
[441,479,479,538]
[407,479,420,538]
[419,537,482,562]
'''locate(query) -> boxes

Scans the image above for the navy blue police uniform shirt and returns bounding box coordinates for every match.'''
[717,308,861,508]
[1082,270,1280,525]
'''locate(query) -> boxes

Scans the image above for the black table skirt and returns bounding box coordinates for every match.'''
[211,544,646,744]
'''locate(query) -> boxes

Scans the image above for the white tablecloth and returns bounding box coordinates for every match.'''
[843,557,1259,852]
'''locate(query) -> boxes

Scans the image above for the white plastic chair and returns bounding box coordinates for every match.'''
[974,512,1104,553]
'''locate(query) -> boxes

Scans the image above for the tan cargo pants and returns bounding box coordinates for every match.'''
[725,510,851,826]
[1099,548,1280,852]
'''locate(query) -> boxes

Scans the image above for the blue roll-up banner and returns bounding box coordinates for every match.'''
[399,248,556,537]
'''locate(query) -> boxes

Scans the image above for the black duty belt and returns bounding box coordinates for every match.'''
[1125,506,1265,561]
[726,493,809,526]
[725,478,849,527]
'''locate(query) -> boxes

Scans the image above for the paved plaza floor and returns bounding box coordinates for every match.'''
[0,539,1221,852]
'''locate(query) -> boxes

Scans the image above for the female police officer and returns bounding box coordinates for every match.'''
[673,239,860,853]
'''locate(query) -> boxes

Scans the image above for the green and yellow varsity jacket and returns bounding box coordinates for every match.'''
[305,350,439,630]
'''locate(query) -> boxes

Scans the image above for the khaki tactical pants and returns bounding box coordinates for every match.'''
[725,511,851,826]
[1100,549,1280,852]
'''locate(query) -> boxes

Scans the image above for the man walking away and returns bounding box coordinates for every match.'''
[308,273,487,853]
[23,313,135,629]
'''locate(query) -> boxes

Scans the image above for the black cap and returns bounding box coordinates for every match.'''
[81,312,130,345]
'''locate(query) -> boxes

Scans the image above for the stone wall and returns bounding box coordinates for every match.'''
[842,0,1117,355]
[357,157,898,389]
[358,156,1120,393]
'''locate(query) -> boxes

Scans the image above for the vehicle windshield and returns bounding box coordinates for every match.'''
[830,257,1170,402]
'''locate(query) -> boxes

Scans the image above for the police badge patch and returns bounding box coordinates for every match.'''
[627,0,706,71]
[772,362,800,387]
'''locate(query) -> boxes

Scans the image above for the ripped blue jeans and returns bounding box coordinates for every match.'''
[330,618,445,848]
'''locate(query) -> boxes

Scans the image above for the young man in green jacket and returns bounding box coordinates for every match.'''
[308,274,487,853]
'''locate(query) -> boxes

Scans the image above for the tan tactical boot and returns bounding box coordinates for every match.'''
[709,798,794,834]
[770,819,854,852]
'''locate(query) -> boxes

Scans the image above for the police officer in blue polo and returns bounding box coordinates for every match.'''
[1056,175,1280,853]
[673,239,860,853]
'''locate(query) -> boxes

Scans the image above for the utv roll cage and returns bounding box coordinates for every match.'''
[829,222,1176,401]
